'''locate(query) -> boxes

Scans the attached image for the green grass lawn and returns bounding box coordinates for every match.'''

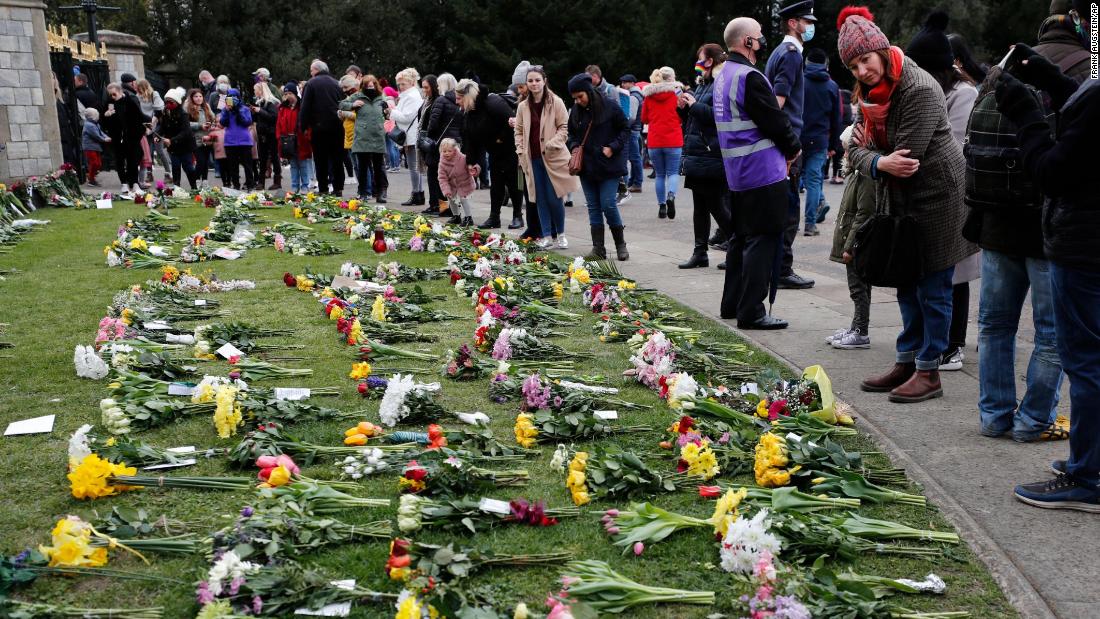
[0,199,1016,618]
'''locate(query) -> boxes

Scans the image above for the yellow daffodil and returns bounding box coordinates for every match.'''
[329,305,345,321]
[128,238,148,251]
[68,454,138,500]
[371,295,387,322]
[349,361,372,380]
[572,268,591,284]
[348,199,360,211]
[756,399,770,419]
[754,432,797,488]
[213,385,242,439]
[552,282,563,301]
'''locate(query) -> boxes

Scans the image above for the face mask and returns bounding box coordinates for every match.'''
[217,83,228,93]
[165,101,179,110]
[749,36,768,54]
[364,88,379,98]
[802,24,815,42]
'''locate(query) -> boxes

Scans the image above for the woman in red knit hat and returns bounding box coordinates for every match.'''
[837,6,976,404]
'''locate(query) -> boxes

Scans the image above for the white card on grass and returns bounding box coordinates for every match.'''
[95,198,113,209]
[216,343,244,359]
[295,580,355,616]
[478,498,511,514]
[167,383,196,396]
[274,388,311,401]
[740,382,759,395]
[144,320,171,330]
[212,248,241,260]
[593,410,618,420]
[4,414,55,436]
[193,299,207,306]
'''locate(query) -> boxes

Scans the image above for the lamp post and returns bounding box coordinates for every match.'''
[58,0,121,47]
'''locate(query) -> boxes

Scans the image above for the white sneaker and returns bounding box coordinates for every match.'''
[535,237,552,249]
[939,348,964,371]
[825,328,850,344]
[832,330,871,349]
[557,235,569,249]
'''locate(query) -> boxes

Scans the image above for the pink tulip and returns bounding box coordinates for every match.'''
[256,455,278,468]
[633,542,644,556]
[275,454,300,475]
[606,527,619,535]
[605,509,619,517]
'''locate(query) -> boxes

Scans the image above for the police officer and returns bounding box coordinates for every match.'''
[765,0,818,290]
[717,17,801,329]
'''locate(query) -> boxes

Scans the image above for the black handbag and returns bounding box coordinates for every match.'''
[279,133,297,158]
[851,190,925,288]
[387,105,415,145]
[418,112,454,158]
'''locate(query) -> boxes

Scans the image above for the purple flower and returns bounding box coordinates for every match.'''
[366,376,388,388]
[229,576,244,595]
[196,581,215,605]
[521,374,549,409]
[155,180,165,190]
[491,336,513,361]
[252,595,264,614]
[553,395,563,408]
[240,506,254,517]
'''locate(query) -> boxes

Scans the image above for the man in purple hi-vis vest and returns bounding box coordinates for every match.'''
[716,17,802,329]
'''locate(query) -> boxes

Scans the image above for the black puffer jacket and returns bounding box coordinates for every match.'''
[679,77,723,181]
[158,106,194,155]
[426,92,463,144]
[102,90,149,144]
[298,71,343,135]
[462,87,515,165]
[566,75,629,182]
[1016,78,1100,271]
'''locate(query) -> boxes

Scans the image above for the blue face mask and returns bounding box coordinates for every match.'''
[802,24,816,42]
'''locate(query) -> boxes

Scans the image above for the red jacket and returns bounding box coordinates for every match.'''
[276,103,312,160]
[640,82,684,148]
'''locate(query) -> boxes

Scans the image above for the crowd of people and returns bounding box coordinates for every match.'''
[56,0,1098,512]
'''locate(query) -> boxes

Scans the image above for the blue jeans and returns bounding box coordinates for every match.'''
[1051,263,1100,488]
[648,146,681,204]
[580,176,624,227]
[385,136,401,169]
[802,147,828,228]
[289,158,312,192]
[896,266,954,370]
[625,130,643,188]
[978,250,1063,439]
[531,158,564,237]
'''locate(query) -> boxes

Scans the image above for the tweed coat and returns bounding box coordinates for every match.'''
[514,92,580,199]
[848,56,976,274]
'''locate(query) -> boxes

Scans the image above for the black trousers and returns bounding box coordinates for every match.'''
[949,282,970,351]
[355,152,388,198]
[114,139,142,186]
[688,180,732,253]
[194,145,212,181]
[488,146,523,220]
[781,154,803,276]
[312,130,345,194]
[222,145,255,189]
[256,131,280,181]
[427,157,443,209]
[721,232,779,323]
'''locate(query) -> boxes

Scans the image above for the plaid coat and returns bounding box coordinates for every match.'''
[848,57,977,274]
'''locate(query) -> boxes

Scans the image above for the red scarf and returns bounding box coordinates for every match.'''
[858,46,905,150]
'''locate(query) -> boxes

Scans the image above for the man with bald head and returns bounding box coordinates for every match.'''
[715,17,802,329]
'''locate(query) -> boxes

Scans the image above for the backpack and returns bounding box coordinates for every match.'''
[962,67,1054,210]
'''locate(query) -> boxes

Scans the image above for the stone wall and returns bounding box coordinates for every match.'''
[0,0,61,181]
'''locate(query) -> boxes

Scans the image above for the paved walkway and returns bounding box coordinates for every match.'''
[96,166,1094,618]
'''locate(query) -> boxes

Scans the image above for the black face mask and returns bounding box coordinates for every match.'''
[364,88,379,98]
[751,35,768,54]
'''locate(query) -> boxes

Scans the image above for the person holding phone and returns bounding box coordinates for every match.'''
[218,87,256,190]
[101,82,149,199]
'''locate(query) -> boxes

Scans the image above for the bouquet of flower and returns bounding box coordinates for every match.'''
[512,411,649,448]
[561,448,685,506]
[626,331,675,390]
[384,538,570,587]
[516,373,642,415]
[370,261,450,283]
[255,479,390,514]
[194,322,299,357]
[398,451,528,498]
[761,509,953,562]
[489,327,578,361]
[378,374,450,427]
[104,237,173,269]
[39,515,197,566]
[210,503,391,562]
[106,349,198,381]
[68,454,252,500]
[229,423,410,468]
[196,555,395,616]
[355,339,436,363]
[396,494,578,534]
[556,559,714,613]
[442,344,573,381]
[68,424,207,469]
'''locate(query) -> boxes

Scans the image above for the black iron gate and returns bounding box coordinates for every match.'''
[49,51,113,180]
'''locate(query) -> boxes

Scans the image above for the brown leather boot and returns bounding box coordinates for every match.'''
[888,370,943,403]
[860,363,915,392]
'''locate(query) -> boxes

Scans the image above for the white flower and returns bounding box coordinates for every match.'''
[549,444,569,472]
[105,251,121,267]
[379,374,416,427]
[478,311,496,328]
[67,424,94,463]
[667,373,700,409]
[205,550,260,596]
[719,509,782,574]
[73,345,109,379]
[447,254,459,268]
[473,257,493,279]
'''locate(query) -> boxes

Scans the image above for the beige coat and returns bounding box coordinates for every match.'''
[514,92,580,198]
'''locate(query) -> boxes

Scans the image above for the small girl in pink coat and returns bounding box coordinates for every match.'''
[437,138,476,226]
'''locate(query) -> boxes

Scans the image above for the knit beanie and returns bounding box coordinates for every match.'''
[511,60,531,87]
[283,81,298,94]
[567,73,595,96]
[906,11,953,72]
[837,6,891,65]
[164,87,186,104]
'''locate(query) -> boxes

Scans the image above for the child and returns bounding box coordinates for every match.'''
[436,138,475,226]
[81,108,111,187]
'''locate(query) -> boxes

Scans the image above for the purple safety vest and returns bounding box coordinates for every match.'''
[713,61,788,192]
